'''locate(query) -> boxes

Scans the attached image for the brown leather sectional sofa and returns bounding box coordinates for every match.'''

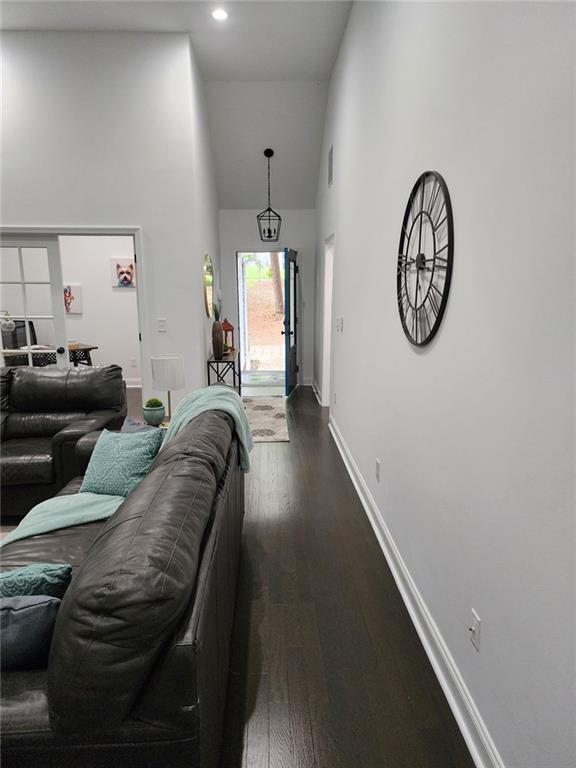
[0,410,244,768]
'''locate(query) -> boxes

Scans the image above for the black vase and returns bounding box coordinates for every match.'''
[212,320,223,360]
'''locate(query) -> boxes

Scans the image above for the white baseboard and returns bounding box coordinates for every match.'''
[125,378,142,389]
[311,379,324,406]
[303,376,313,386]
[328,416,505,768]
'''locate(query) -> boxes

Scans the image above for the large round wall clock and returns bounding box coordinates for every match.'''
[397,170,454,346]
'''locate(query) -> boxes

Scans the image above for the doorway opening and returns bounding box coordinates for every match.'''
[58,235,141,387]
[237,251,285,396]
[1,229,144,420]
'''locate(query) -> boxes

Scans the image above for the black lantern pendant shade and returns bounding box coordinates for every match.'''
[257,148,282,242]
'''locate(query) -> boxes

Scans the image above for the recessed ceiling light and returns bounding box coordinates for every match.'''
[211,8,228,21]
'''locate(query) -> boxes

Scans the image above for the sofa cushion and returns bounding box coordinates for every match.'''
[0,669,50,736]
[80,429,164,497]
[0,563,72,599]
[0,438,53,485]
[4,412,87,440]
[48,412,233,733]
[8,366,125,413]
[1,595,61,670]
[0,521,105,574]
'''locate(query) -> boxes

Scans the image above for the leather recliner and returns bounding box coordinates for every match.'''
[0,365,126,521]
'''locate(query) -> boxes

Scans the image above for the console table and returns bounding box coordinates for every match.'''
[207,350,241,394]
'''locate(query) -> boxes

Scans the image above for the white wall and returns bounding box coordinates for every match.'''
[206,81,328,209]
[219,209,316,384]
[316,4,575,768]
[1,31,220,401]
[59,235,141,386]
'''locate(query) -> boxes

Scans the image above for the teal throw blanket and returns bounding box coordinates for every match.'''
[163,385,253,472]
[1,385,252,548]
[0,493,124,549]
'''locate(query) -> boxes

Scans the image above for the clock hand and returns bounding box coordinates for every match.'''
[418,184,424,255]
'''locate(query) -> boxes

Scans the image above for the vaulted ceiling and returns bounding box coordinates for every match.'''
[2,0,352,207]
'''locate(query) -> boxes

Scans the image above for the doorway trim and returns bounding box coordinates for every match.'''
[321,234,335,408]
[0,225,148,388]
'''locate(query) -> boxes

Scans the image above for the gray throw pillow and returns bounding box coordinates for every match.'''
[1,595,61,670]
[121,417,160,434]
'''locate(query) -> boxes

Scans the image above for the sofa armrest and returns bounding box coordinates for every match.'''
[74,430,103,475]
[52,412,119,487]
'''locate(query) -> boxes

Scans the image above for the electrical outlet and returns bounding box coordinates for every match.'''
[157,318,167,333]
[340,316,344,333]
[375,458,381,482]
[130,357,137,368]
[469,609,481,652]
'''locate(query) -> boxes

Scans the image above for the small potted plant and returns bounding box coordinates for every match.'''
[143,397,165,426]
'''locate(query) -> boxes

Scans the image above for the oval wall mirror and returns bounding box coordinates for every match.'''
[203,254,214,318]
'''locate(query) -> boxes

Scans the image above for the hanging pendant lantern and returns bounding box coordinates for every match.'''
[257,148,282,242]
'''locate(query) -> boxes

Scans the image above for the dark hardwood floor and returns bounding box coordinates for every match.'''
[220,387,475,768]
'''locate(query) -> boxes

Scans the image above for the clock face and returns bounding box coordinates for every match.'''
[397,171,454,346]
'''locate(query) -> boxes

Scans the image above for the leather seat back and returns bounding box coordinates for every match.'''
[47,412,233,734]
[1,366,125,439]
[8,366,125,413]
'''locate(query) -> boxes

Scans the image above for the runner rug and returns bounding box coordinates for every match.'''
[243,396,289,442]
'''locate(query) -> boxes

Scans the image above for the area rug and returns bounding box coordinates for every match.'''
[243,396,289,442]
[243,371,285,387]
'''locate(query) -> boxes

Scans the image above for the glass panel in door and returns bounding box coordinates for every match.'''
[0,236,69,368]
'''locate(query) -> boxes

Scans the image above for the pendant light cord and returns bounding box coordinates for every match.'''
[267,156,271,207]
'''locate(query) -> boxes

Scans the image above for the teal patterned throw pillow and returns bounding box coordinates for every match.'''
[80,429,164,497]
[0,563,72,599]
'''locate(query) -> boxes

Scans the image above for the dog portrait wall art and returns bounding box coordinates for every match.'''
[111,258,137,289]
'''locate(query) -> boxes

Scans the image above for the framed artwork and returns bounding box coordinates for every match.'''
[63,284,83,314]
[111,258,136,288]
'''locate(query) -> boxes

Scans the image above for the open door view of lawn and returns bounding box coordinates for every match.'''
[237,250,298,397]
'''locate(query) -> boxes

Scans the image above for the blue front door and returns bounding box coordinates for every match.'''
[284,249,298,396]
